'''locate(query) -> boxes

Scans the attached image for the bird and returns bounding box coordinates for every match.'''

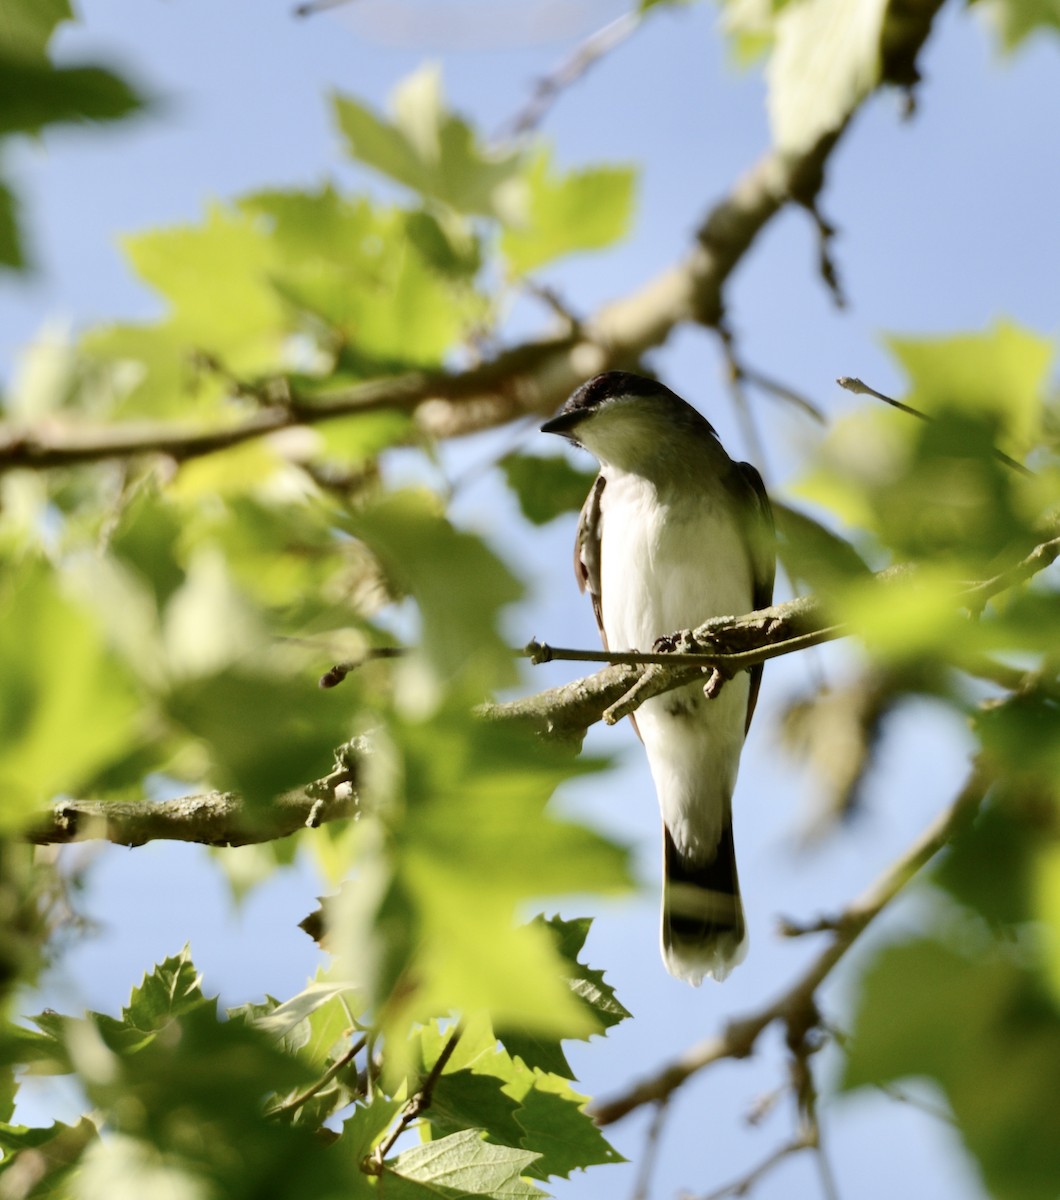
[541,371,774,985]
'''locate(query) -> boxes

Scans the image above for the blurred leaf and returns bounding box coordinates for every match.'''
[0,179,23,269]
[165,668,356,808]
[971,0,1060,51]
[245,187,481,362]
[843,938,1060,1200]
[324,710,628,1053]
[886,320,1053,449]
[837,567,966,667]
[499,453,598,527]
[0,0,73,60]
[122,205,285,367]
[386,1129,543,1199]
[0,56,144,136]
[110,489,187,611]
[778,673,895,830]
[333,66,524,218]
[500,152,636,274]
[351,488,524,691]
[767,0,888,154]
[0,562,142,830]
[773,502,871,592]
[405,209,482,278]
[0,1116,97,1196]
[73,1134,212,1200]
[976,691,1060,787]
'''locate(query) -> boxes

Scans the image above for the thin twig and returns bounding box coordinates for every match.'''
[268,1034,367,1117]
[368,1026,463,1172]
[737,362,826,425]
[689,1133,816,1200]
[590,760,991,1126]
[836,375,1034,478]
[293,0,357,17]
[503,11,642,139]
[630,1099,671,1200]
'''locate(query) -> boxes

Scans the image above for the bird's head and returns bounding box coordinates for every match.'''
[541,371,717,472]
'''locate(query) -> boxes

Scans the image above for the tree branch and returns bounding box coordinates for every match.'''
[25,765,358,847]
[0,2,948,474]
[589,759,990,1127]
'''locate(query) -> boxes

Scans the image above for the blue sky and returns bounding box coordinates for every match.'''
[4,2,1058,1197]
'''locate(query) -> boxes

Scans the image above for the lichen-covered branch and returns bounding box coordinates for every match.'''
[25,767,357,848]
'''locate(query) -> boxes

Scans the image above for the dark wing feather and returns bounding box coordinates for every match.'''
[575,474,607,648]
[736,461,776,733]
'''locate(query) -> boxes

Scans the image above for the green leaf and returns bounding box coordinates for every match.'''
[886,320,1054,450]
[246,978,363,1066]
[773,502,871,592]
[514,1087,624,1180]
[500,916,630,1078]
[122,205,286,368]
[72,1134,212,1200]
[500,152,636,274]
[425,1069,525,1149]
[123,947,206,1032]
[0,56,144,135]
[0,0,72,60]
[766,0,887,154]
[499,454,598,526]
[244,187,481,363]
[413,1016,624,1180]
[351,489,524,691]
[390,713,629,1033]
[843,938,1060,1200]
[333,66,524,218]
[323,710,628,1052]
[0,561,142,830]
[971,0,1060,51]
[334,1095,404,1176]
[0,178,24,269]
[0,1116,97,1195]
[386,1129,544,1199]
[165,668,356,808]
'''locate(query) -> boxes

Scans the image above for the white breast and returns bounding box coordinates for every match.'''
[597,468,755,861]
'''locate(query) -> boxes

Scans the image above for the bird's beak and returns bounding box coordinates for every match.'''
[540,410,583,435]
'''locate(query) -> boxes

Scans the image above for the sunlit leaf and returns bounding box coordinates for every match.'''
[500,152,636,275]
[351,488,524,691]
[386,1129,543,1199]
[767,0,888,153]
[333,66,524,218]
[886,320,1053,450]
[0,562,142,829]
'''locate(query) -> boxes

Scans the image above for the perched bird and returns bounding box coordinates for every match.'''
[542,371,774,985]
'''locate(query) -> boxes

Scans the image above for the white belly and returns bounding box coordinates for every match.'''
[598,470,754,859]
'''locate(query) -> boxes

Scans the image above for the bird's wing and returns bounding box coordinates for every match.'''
[736,461,776,733]
[575,473,607,648]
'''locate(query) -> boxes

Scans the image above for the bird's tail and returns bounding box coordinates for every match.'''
[661,819,746,986]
